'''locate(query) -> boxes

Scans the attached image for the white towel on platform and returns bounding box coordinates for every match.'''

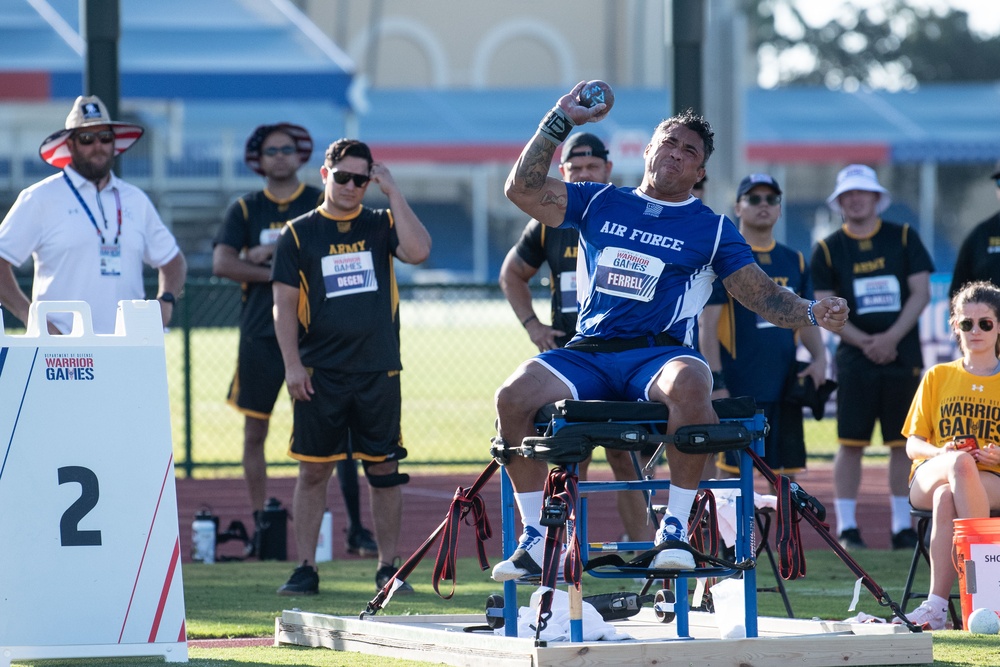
[495,588,633,642]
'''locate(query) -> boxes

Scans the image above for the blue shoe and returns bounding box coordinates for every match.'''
[651,513,695,570]
[491,526,544,581]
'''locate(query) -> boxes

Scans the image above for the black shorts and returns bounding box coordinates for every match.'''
[718,400,805,475]
[836,351,920,448]
[288,368,405,464]
[227,335,285,419]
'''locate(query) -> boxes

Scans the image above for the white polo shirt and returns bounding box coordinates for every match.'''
[0,166,180,333]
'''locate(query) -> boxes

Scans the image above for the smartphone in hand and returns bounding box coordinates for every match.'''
[954,435,978,452]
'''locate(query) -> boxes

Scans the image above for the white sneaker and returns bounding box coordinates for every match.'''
[894,600,946,630]
[492,526,544,581]
[651,512,696,570]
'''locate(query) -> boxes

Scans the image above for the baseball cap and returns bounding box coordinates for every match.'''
[826,164,891,215]
[990,160,1000,180]
[38,95,144,169]
[736,173,781,201]
[560,132,608,162]
[244,123,313,176]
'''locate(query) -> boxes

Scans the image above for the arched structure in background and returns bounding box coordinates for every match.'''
[349,16,449,88]
[471,20,575,88]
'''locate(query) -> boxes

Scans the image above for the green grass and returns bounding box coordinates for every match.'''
[163,298,881,476]
[11,550,994,666]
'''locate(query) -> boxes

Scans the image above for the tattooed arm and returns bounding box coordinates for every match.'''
[505,81,609,228]
[504,138,569,228]
[723,263,850,334]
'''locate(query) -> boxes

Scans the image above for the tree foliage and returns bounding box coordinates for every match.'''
[745,0,1000,90]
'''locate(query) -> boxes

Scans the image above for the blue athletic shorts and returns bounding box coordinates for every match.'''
[534,346,709,401]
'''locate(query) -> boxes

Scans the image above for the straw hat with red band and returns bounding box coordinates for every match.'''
[244,123,313,176]
[38,95,144,170]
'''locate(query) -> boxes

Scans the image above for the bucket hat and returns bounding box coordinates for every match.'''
[826,164,891,215]
[244,123,313,176]
[38,95,144,169]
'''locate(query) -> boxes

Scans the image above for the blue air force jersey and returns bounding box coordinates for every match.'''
[562,182,755,346]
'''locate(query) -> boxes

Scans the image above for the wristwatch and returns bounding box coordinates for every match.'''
[158,292,176,304]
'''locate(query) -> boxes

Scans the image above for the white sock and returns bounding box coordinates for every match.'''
[891,496,913,534]
[666,485,699,524]
[835,499,857,534]
[926,594,948,612]
[514,491,544,535]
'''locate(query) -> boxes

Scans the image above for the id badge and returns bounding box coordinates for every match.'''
[259,228,282,246]
[100,244,122,276]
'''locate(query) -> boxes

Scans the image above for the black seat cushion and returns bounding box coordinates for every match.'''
[534,396,756,425]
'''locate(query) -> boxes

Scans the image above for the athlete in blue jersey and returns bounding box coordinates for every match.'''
[701,174,827,478]
[492,82,850,581]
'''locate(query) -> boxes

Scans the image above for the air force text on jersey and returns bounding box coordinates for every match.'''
[599,220,685,251]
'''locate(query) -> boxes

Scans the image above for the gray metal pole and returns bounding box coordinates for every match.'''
[672,0,704,115]
[81,0,121,120]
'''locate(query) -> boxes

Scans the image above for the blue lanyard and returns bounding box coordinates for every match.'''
[63,171,122,245]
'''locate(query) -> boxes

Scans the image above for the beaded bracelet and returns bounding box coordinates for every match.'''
[807,300,819,326]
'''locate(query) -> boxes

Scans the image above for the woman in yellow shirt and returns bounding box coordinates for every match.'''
[899,280,1000,629]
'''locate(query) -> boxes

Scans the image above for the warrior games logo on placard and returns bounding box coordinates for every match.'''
[43,353,95,381]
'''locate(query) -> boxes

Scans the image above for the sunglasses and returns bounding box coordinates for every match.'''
[330,169,370,187]
[958,318,996,332]
[743,194,781,206]
[73,130,115,146]
[263,145,297,157]
[995,178,1000,189]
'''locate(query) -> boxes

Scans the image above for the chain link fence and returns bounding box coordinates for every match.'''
[3,276,841,476]
[1,277,543,476]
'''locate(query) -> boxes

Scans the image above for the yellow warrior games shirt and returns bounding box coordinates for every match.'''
[903,358,1000,478]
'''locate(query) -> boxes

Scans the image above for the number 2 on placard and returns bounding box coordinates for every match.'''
[57,466,102,546]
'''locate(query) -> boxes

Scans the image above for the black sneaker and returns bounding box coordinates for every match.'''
[891,528,919,550]
[346,526,378,557]
[838,528,867,551]
[375,559,414,595]
[277,561,319,596]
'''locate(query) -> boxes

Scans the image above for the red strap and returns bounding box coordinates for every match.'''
[688,489,720,557]
[534,467,582,639]
[774,475,806,580]
[432,483,493,599]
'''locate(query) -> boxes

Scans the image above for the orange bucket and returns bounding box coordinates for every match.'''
[953,517,1000,629]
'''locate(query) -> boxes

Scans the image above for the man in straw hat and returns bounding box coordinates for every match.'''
[811,164,933,552]
[0,95,186,334]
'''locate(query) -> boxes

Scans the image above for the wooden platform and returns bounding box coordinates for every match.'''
[275,608,933,667]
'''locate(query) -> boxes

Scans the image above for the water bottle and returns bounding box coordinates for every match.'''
[315,509,333,563]
[191,509,217,564]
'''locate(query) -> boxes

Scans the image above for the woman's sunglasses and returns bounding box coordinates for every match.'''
[330,170,371,187]
[958,318,996,332]
[73,130,115,146]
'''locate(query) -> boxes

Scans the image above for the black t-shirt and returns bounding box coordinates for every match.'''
[271,205,402,372]
[513,219,579,343]
[214,184,323,337]
[811,219,934,368]
[949,212,1000,298]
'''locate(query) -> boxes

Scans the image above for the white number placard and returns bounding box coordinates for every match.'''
[0,301,187,665]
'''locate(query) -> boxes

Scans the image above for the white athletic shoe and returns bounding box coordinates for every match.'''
[651,512,696,570]
[894,600,947,630]
[491,526,544,581]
